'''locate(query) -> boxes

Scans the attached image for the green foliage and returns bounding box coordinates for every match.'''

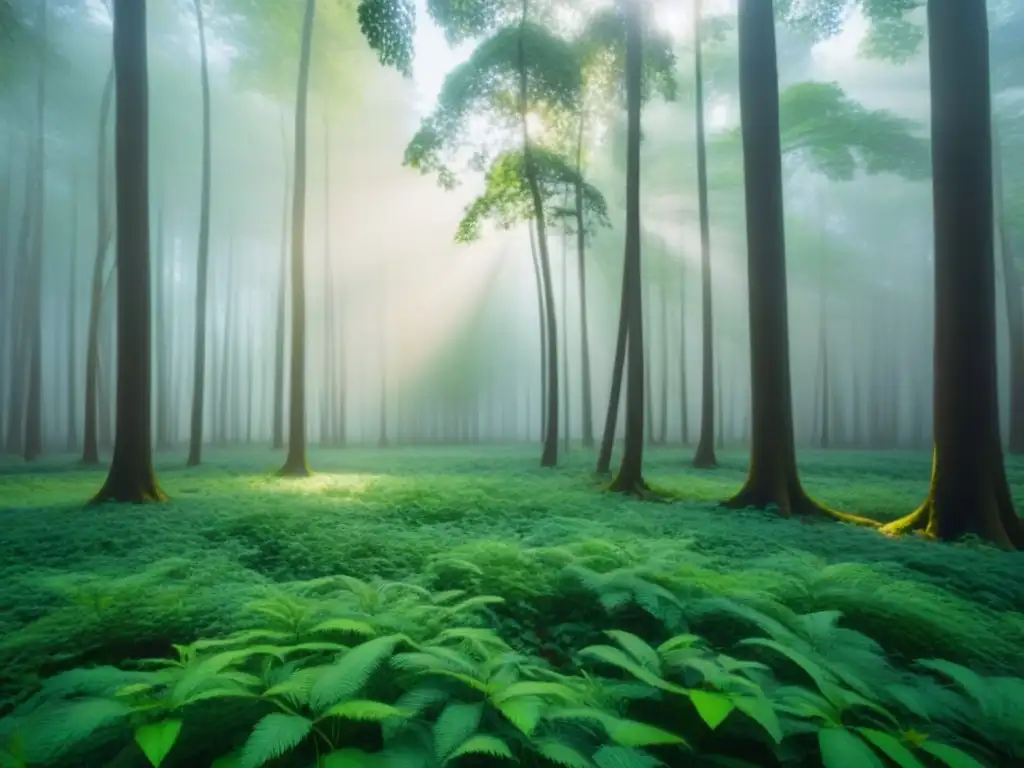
[775,0,924,63]
[426,0,519,46]
[404,22,581,188]
[455,147,610,242]
[358,0,416,76]
[779,81,929,181]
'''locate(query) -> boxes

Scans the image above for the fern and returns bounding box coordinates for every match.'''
[309,634,403,712]
[445,733,514,763]
[433,701,484,760]
[240,713,313,768]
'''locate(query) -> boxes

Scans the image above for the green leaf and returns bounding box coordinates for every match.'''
[655,635,702,654]
[495,696,544,736]
[533,739,594,768]
[134,720,182,767]
[917,741,987,768]
[240,713,313,768]
[491,681,579,704]
[577,645,683,693]
[320,700,408,722]
[210,753,242,768]
[690,691,733,730]
[819,728,884,768]
[602,717,686,749]
[604,631,661,674]
[444,734,514,763]
[310,635,402,712]
[319,748,380,767]
[856,729,926,768]
[738,638,833,693]
[434,702,484,760]
[732,694,783,744]
[308,618,377,637]
[593,745,664,768]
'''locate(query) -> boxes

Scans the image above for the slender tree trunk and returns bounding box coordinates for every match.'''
[83,66,115,465]
[273,119,289,450]
[596,255,629,474]
[722,0,871,524]
[321,110,336,446]
[279,0,316,476]
[0,150,12,449]
[716,347,724,450]
[528,221,547,442]
[23,0,47,461]
[609,0,648,494]
[678,271,688,445]
[92,0,166,503]
[883,1,1021,548]
[218,241,235,443]
[691,0,717,467]
[186,0,213,466]
[658,278,668,443]
[67,170,80,453]
[643,281,654,444]
[5,150,36,456]
[574,117,595,448]
[154,199,170,449]
[518,0,559,467]
[994,126,1024,454]
[818,222,830,449]
[561,213,570,453]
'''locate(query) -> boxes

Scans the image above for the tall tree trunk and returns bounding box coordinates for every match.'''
[279,0,316,476]
[528,219,547,442]
[321,110,336,446]
[218,241,234,443]
[691,0,716,467]
[715,347,724,450]
[67,170,80,453]
[0,150,12,448]
[186,0,213,466]
[597,255,629,473]
[723,0,871,524]
[92,0,166,503]
[518,0,559,467]
[994,126,1024,454]
[609,0,648,494]
[273,118,289,450]
[154,198,170,449]
[818,226,830,449]
[882,1,1021,548]
[573,116,594,447]
[561,214,570,453]
[5,150,36,456]
[658,277,668,444]
[23,0,46,462]
[83,66,115,465]
[678,270,688,445]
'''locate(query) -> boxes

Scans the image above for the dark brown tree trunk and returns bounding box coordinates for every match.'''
[91,0,166,503]
[273,121,289,450]
[597,256,628,474]
[882,1,1021,548]
[279,0,316,476]
[574,116,594,447]
[609,0,648,495]
[691,0,717,468]
[994,127,1024,454]
[643,283,654,445]
[186,0,213,467]
[83,66,115,466]
[23,0,46,462]
[723,0,872,524]
[67,169,80,453]
[518,0,559,467]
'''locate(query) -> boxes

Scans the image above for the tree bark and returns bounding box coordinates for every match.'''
[273,117,289,450]
[609,0,648,495]
[561,212,570,453]
[186,0,213,467]
[691,0,717,468]
[91,0,166,504]
[154,196,170,449]
[67,168,80,453]
[321,110,336,446]
[596,252,628,474]
[528,222,548,442]
[722,0,873,524]
[882,1,1021,548]
[83,66,115,466]
[279,0,316,476]
[574,116,594,447]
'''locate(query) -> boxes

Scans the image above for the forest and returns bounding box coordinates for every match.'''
[0,0,1022,765]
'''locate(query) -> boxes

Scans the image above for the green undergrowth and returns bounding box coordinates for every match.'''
[1,445,1023,724]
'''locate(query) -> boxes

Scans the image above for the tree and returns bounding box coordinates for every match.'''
[721,0,874,524]
[185,0,214,467]
[278,0,317,477]
[881,2,1022,548]
[91,0,166,504]
[405,18,582,467]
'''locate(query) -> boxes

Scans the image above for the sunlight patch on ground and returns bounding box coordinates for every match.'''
[263,472,383,496]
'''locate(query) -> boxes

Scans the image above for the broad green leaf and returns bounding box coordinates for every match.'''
[577,645,683,693]
[240,713,312,768]
[604,717,686,748]
[491,681,579,704]
[690,691,733,730]
[320,700,408,722]
[857,729,926,768]
[434,702,484,760]
[495,695,544,736]
[310,635,402,712]
[732,694,783,744]
[444,734,514,763]
[533,739,594,768]
[819,728,884,768]
[134,720,182,767]
[593,745,664,768]
[655,634,702,654]
[604,631,661,674]
[918,741,987,768]
[738,638,832,693]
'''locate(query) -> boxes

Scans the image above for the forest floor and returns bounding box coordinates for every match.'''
[1,445,1023,712]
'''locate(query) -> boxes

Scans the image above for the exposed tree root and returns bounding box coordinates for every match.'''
[90,476,168,505]
[691,452,718,470]
[608,473,666,501]
[721,481,879,528]
[881,495,1021,550]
